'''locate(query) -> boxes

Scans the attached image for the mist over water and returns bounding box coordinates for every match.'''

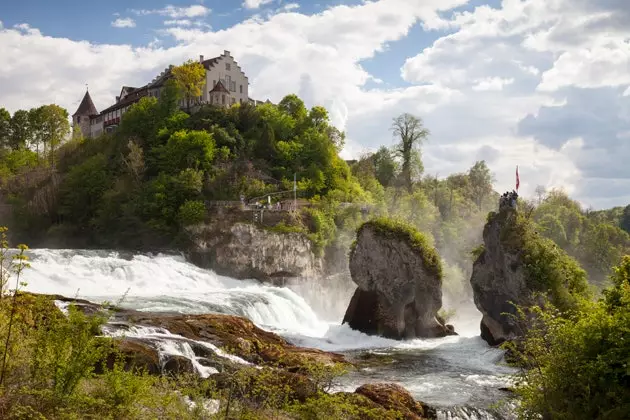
[20,249,516,417]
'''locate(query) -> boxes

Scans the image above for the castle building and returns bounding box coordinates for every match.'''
[73,51,270,139]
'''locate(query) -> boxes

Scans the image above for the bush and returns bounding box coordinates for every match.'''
[178,200,206,226]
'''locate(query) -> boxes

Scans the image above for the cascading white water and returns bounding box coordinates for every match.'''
[20,249,517,418]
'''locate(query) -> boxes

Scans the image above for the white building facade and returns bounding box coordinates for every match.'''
[200,50,249,106]
[74,51,268,139]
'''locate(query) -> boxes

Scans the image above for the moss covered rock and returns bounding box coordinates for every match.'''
[343,217,454,339]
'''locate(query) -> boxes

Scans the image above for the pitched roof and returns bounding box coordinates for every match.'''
[210,80,230,94]
[99,86,149,115]
[73,90,98,117]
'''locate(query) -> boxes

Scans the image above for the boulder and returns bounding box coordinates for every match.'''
[342,218,455,339]
[355,383,436,420]
[163,355,195,376]
[470,207,590,345]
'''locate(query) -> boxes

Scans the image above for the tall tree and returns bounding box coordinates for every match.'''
[468,160,494,210]
[372,146,398,187]
[621,204,630,234]
[535,184,547,204]
[0,108,11,149]
[9,109,30,150]
[278,94,307,123]
[171,59,206,113]
[38,104,70,168]
[28,107,45,158]
[391,113,429,192]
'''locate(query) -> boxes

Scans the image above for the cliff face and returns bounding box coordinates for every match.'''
[470,207,590,345]
[470,209,530,345]
[342,219,454,339]
[186,221,322,282]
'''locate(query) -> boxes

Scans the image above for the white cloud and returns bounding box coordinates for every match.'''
[1,0,630,209]
[243,0,274,10]
[111,18,136,28]
[281,3,300,12]
[472,77,514,91]
[164,19,193,26]
[133,4,210,18]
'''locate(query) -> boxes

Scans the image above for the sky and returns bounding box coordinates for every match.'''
[1,0,629,210]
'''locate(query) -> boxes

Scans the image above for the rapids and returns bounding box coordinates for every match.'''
[21,249,517,419]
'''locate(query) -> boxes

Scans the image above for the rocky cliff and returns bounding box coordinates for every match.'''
[342,218,454,339]
[186,218,322,283]
[470,207,590,345]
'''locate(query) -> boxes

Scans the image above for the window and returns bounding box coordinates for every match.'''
[226,63,231,71]
[240,84,243,94]
[240,98,243,104]
[77,116,81,123]
[222,94,226,105]
[231,81,236,92]
[231,97,236,105]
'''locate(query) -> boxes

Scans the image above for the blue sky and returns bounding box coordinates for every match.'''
[1,0,629,209]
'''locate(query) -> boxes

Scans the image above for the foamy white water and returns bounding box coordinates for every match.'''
[20,249,516,417]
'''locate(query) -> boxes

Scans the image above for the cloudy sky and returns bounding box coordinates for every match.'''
[1,0,629,209]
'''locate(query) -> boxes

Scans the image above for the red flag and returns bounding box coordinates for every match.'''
[515,166,520,191]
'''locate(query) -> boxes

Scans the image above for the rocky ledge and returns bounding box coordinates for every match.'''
[343,218,455,339]
[45,293,440,419]
[186,221,322,282]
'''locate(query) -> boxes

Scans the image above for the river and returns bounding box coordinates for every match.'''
[20,249,518,419]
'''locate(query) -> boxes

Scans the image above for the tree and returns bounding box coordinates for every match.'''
[278,94,307,123]
[9,110,30,150]
[534,184,547,204]
[171,59,206,113]
[0,108,11,150]
[372,146,398,187]
[468,160,493,210]
[621,204,630,234]
[391,113,429,193]
[28,107,44,158]
[38,105,70,168]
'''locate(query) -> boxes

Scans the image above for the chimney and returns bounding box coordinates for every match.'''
[199,54,204,63]
[223,50,230,56]
[116,96,120,103]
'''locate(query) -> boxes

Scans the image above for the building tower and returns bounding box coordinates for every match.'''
[72,89,99,139]
[208,80,231,108]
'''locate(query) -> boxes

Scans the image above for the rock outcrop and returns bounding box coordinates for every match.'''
[470,207,590,345]
[342,219,455,339]
[187,221,322,282]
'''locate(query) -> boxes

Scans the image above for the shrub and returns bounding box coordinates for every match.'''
[508,256,630,420]
[178,200,206,226]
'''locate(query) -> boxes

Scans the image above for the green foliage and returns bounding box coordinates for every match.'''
[509,256,630,420]
[532,189,630,287]
[171,59,206,111]
[357,217,443,280]
[496,209,591,311]
[58,153,112,227]
[153,129,216,174]
[178,200,206,226]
